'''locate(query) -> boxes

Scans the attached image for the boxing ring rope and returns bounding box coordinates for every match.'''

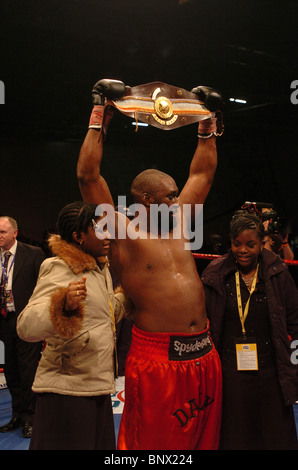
[0,253,297,375]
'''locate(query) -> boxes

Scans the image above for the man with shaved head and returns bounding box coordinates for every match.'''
[77,79,223,450]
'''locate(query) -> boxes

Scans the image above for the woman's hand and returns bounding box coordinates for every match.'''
[64,276,87,312]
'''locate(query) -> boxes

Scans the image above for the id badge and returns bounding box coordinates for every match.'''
[5,289,14,309]
[235,337,258,371]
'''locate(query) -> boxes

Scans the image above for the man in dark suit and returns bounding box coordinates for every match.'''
[0,216,44,438]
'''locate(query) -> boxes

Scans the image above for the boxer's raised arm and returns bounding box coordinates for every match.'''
[77,129,114,205]
[179,135,218,207]
[179,86,223,209]
[77,79,126,205]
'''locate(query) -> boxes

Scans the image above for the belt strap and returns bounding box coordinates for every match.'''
[111,81,213,130]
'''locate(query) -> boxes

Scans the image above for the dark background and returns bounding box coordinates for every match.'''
[1,0,298,257]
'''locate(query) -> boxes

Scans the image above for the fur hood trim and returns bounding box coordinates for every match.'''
[48,234,107,274]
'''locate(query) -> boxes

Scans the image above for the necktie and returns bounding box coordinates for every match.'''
[1,252,11,318]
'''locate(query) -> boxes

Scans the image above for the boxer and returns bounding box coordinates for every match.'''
[77,78,223,450]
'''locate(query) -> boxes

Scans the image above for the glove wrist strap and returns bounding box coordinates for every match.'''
[88,105,104,129]
[198,111,224,138]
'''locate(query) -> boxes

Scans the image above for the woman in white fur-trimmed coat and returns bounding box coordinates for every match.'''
[17,201,127,450]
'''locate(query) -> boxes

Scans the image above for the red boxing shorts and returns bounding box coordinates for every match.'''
[117,323,222,450]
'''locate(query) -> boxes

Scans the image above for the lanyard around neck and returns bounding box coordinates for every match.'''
[235,263,259,338]
[1,253,16,284]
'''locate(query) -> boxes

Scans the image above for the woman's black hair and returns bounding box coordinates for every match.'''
[57,201,98,243]
[230,210,265,241]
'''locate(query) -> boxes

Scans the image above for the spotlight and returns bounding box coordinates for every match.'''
[132,122,149,127]
[229,98,247,104]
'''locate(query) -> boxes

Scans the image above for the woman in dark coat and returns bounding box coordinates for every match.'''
[201,211,298,450]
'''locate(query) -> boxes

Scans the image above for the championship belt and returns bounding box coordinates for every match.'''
[110,81,214,131]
